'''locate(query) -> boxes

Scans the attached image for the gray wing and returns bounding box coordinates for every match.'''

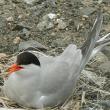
[38,44,82,94]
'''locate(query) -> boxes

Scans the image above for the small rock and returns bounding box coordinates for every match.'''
[37,13,57,31]
[18,15,23,19]
[99,61,110,74]
[80,7,96,16]
[22,28,30,38]
[51,32,56,36]
[37,21,54,31]
[13,37,21,44]
[37,21,48,31]
[17,28,31,40]
[6,16,14,22]
[57,19,67,30]
[0,53,7,59]
[23,0,36,5]
[42,13,56,21]
[48,13,57,20]
[19,40,47,51]
[47,22,54,29]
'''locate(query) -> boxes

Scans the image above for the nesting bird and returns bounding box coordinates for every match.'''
[3,12,110,108]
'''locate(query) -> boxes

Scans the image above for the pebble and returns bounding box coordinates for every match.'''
[23,0,36,5]
[99,61,110,74]
[19,40,47,51]
[37,13,57,31]
[6,16,14,22]
[57,19,67,30]
[80,7,96,16]
[13,37,21,44]
[0,53,7,59]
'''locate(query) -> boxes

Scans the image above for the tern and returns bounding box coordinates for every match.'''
[3,12,110,108]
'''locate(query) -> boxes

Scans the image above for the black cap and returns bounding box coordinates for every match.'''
[16,52,40,66]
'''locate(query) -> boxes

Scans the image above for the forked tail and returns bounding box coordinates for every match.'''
[80,11,103,71]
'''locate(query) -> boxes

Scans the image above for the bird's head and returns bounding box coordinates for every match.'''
[7,51,40,75]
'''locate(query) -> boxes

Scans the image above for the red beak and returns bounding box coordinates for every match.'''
[7,64,24,74]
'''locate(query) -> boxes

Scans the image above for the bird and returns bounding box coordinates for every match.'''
[3,12,110,108]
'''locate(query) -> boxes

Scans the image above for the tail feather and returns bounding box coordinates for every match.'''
[97,33,110,43]
[80,12,103,71]
[90,33,110,59]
